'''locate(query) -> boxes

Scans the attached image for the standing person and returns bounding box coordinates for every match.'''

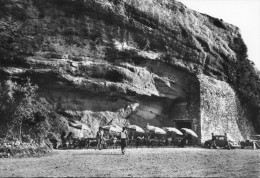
[140,134,145,148]
[120,127,128,154]
[66,132,74,149]
[61,131,67,148]
[136,134,142,148]
[209,133,217,149]
[224,133,231,150]
[167,135,172,146]
[179,131,187,148]
[96,127,104,150]
[111,134,117,149]
[171,132,176,147]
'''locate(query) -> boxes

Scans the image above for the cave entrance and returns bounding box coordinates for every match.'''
[174,120,192,130]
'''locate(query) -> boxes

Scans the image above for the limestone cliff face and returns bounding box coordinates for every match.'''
[0,0,257,139]
[199,74,255,142]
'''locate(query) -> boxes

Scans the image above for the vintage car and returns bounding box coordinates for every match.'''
[204,135,240,149]
[240,135,260,149]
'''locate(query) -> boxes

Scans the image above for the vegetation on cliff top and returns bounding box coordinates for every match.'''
[225,40,260,131]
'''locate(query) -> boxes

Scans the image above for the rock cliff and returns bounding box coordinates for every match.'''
[0,0,259,141]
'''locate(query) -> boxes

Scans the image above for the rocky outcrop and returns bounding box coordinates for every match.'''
[199,74,255,142]
[0,0,258,140]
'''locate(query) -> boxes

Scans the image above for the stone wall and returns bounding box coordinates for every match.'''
[199,74,255,142]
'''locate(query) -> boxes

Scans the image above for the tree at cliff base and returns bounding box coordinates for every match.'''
[0,78,68,147]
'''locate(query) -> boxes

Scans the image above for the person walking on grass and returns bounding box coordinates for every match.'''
[224,133,231,150]
[209,133,217,149]
[179,131,187,148]
[120,127,128,154]
[96,127,104,150]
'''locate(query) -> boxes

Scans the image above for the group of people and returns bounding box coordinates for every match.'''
[95,127,196,153]
[96,127,128,154]
[58,129,234,151]
[59,132,85,149]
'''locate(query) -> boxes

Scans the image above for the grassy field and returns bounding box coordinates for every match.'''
[0,147,259,177]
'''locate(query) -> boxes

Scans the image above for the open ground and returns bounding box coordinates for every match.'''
[0,148,259,177]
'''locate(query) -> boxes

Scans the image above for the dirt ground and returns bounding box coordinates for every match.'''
[0,147,260,177]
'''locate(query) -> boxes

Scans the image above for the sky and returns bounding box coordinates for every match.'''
[177,0,260,70]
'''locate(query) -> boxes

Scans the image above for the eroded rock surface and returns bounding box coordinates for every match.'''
[199,74,255,142]
[0,0,258,140]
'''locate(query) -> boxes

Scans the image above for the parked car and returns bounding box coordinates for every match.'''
[241,135,260,149]
[204,135,240,149]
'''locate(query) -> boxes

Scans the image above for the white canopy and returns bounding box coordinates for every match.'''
[147,124,166,134]
[181,128,198,137]
[102,125,122,133]
[146,124,157,131]
[127,125,145,133]
[163,127,183,135]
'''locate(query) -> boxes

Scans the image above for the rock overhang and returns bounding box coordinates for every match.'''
[0,0,257,139]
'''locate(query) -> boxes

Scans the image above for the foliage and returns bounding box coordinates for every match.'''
[236,60,260,106]
[0,79,68,144]
[225,39,260,131]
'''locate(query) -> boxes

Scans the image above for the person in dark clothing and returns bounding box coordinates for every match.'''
[61,131,67,148]
[120,127,128,154]
[66,132,73,148]
[96,127,104,150]
[179,131,187,148]
[136,134,141,148]
[209,133,217,149]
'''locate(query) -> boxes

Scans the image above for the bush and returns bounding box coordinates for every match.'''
[0,78,68,146]
[225,39,260,132]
